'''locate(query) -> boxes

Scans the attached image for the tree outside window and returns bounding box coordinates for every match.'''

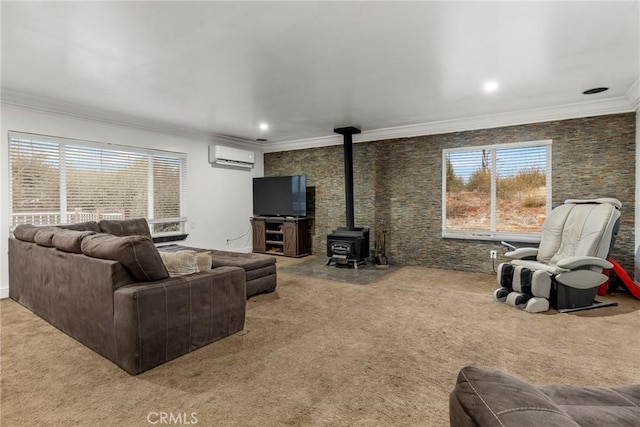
[9,132,187,235]
[443,140,551,241]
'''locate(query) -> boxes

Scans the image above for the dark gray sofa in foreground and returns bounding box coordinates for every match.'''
[450,366,640,427]
[8,219,248,375]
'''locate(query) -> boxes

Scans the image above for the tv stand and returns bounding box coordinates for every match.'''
[251,216,310,257]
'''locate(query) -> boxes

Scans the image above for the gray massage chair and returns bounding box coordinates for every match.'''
[494,198,621,313]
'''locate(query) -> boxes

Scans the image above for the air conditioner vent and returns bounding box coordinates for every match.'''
[208,145,255,169]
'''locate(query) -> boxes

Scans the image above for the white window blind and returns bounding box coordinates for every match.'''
[65,145,149,221]
[9,138,61,225]
[442,140,551,241]
[9,132,187,235]
[151,154,186,234]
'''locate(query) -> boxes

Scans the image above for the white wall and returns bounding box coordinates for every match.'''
[0,105,263,298]
[636,108,639,280]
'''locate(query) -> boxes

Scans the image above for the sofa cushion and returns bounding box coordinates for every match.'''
[209,250,276,271]
[99,218,152,238]
[13,224,41,242]
[539,384,640,427]
[52,229,97,254]
[57,221,101,232]
[450,366,580,427]
[159,250,199,277]
[33,227,62,247]
[450,366,640,427]
[81,233,168,282]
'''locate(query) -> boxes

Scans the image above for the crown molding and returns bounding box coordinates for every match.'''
[0,89,261,149]
[1,89,209,139]
[2,88,635,154]
[264,95,637,153]
[209,134,264,152]
[262,134,346,153]
[625,78,640,111]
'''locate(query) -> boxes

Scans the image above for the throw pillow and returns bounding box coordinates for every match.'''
[52,229,97,254]
[197,251,213,272]
[81,233,168,282]
[98,218,152,238]
[159,250,199,277]
[33,227,62,247]
[13,224,41,242]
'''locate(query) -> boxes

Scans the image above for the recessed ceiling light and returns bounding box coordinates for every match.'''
[483,81,499,92]
[582,87,608,95]
[259,122,269,131]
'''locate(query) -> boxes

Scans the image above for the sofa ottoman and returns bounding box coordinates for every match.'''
[158,245,277,298]
[208,250,277,297]
[450,366,640,427]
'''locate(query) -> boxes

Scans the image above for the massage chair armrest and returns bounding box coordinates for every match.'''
[505,247,538,260]
[556,256,613,270]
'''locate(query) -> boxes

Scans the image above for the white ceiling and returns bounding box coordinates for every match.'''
[2,1,639,150]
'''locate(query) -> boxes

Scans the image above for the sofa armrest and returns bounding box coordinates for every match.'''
[505,248,538,260]
[450,366,580,427]
[113,267,246,375]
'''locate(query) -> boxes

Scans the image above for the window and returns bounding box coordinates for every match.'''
[442,140,551,242]
[9,132,187,236]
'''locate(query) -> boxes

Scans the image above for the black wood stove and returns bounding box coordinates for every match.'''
[327,126,369,268]
[327,226,370,268]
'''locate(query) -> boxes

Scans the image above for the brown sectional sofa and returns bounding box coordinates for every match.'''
[450,366,640,427]
[7,219,274,375]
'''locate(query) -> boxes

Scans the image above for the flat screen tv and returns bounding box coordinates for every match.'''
[253,175,307,217]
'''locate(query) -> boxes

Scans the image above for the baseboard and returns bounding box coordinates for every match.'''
[0,288,9,299]
[225,246,253,253]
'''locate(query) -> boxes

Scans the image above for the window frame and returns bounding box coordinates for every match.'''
[8,131,188,236]
[441,139,552,243]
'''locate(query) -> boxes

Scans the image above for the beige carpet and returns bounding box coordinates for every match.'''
[2,256,639,427]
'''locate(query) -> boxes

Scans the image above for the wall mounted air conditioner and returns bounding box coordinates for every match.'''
[208,145,255,169]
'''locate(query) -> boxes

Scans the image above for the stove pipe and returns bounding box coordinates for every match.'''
[333,126,361,229]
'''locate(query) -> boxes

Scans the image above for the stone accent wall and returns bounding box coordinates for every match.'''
[265,113,636,274]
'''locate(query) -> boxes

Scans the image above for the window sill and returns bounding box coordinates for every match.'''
[442,231,541,244]
[152,234,189,244]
